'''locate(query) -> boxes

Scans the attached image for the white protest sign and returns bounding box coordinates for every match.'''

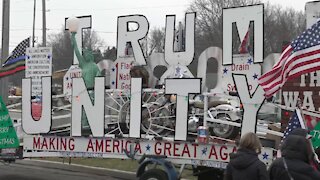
[71,77,105,137]
[25,47,52,98]
[63,65,82,102]
[164,13,195,66]
[306,1,320,29]
[222,4,265,136]
[110,56,134,90]
[117,15,149,65]
[223,5,263,64]
[221,54,261,94]
[233,75,265,136]
[22,77,52,134]
[165,78,201,141]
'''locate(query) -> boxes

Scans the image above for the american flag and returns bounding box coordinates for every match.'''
[258,20,320,98]
[2,37,30,67]
[239,29,249,54]
[282,109,306,142]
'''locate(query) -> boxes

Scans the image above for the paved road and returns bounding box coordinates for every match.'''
[0,159,137,180]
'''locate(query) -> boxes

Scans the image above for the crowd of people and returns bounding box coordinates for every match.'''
[224,130,320,180]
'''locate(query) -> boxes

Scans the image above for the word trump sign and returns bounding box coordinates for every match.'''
[22,5,265,145]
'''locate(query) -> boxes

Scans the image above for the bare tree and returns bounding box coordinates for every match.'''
[103,46,117,61]
[82,29,105,51]
[187,0,305,57]
[188,0,259,56]
[48,27,73,71]
[48,27,107,70]
[148,27,165,55]
[139,27,165,57]
[264,3,305,54]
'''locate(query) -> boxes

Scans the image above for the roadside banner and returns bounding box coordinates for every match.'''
[23,135,273,168]
[221,54,261,94]
[110,56,134,90]
[25,47,52,97]
[63,65,82,102]
[0,96,19,149]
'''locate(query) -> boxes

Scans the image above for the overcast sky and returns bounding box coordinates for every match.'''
[264,0,310,11]
[0,0,314,51]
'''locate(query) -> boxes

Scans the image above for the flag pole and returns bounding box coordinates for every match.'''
[297,98,307,128]
[297,98,320,164]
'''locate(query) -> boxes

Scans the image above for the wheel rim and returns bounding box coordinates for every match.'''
[117,93,172,136]
[140,104,171,135]
[119,101,130,123]
[212,113,234,137]
[105,92,130,135]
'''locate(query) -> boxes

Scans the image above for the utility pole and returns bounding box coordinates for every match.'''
[32,0,36,47]
[177,22,184,51]
[175,22,184,52]
[0,0,10,104]
[42,0,46,47]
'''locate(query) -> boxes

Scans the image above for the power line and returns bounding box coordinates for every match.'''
[0,28,65,31]
[95,31,116,34]
[12,4,189,12]
[0,28,116,33]
[0,29,49,31]
[49,4,189,11]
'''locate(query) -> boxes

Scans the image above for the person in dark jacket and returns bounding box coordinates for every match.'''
[224,132,269,180]
[290,128,320,171]
[269,135,320,180]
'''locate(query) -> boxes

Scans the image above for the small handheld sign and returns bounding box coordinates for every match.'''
[311,122,320,149]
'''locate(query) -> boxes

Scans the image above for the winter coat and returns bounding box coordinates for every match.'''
[269,135,320,180]
[224,148,269,180]
[290,128,320,171]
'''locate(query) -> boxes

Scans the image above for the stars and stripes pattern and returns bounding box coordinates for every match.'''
[258,20,320,98]
[282,109,306,142]
[239,29,249,54]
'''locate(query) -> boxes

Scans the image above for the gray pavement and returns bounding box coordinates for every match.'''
[0,159,137,180]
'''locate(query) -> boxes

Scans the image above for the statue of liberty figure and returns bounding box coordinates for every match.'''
[70,31,101,133]
[71,32,101,88]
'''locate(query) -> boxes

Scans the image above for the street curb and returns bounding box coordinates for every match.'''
[15,159,137,180]
[15,159,191,180]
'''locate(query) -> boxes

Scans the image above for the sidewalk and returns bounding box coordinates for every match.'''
[15,159,137,180]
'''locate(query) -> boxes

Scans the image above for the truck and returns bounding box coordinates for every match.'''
[5,3,320,180]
